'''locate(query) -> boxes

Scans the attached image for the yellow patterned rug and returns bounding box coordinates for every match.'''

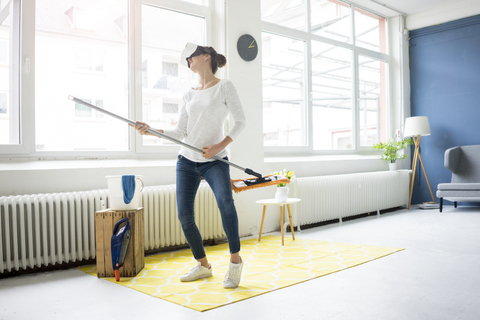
[80,235,404,312]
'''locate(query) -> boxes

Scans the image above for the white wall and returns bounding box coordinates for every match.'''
[1,0,405,238]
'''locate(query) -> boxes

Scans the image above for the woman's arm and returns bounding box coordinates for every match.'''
[224,80,246,141]
[162,98,188,141]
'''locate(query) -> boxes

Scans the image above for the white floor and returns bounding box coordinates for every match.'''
[2,205,480,320]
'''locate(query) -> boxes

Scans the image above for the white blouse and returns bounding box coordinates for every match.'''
[163,79,246,162]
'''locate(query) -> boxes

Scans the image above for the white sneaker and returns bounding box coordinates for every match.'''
[223,258,243,288]
[180,262,212,282]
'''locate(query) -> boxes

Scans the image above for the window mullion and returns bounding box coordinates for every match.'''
[131,0,140,154]
[351,4,359,151]
[143,0,210,17]
[350,4,356,46]
[353,50,359,151]
[10,1,20,145]
[356,46,389,62]
[306,36,313,152]
[305,0,311,34]
[20,0,35,154]
[305,0,313,152]
[0,0,33,154]
[261,21,309,42]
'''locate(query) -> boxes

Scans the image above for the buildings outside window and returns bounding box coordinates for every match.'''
[261,0,389,153]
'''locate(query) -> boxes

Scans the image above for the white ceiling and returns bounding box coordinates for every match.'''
[373,0,456,15]
[351,0,458,17]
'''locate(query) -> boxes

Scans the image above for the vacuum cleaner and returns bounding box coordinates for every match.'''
[111,218,131,282]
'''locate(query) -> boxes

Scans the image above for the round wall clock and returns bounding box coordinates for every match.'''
[237,34,258,62]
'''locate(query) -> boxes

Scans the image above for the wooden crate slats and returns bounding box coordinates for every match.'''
[95,208,144,278]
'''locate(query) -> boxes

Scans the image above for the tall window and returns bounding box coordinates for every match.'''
[262,0,389,152]
[311,41,353,150]
[35,0,129,151]
[140,4,205,146]
[262,33,305,146]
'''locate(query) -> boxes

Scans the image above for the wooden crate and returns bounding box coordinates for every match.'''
[95,208,145,278]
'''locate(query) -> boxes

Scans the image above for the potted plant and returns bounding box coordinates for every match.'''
[371,138,413,170]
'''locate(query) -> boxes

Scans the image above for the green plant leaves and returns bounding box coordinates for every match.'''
[371,138,413,162]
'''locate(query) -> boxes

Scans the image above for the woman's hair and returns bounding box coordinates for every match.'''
[202,46,226,74]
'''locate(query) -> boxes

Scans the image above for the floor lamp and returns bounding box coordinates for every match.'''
[404,116,435,209]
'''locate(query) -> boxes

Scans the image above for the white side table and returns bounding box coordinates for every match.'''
[256,198,301,245]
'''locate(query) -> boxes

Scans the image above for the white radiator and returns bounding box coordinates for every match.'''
[0,182,222,274]
[292,170,410,226]
[141,183,224,250]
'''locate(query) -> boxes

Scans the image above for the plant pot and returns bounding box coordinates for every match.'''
[389,162,397,171]
[275,186,289,202]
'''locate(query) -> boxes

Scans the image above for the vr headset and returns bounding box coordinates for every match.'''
[180,42,212,68]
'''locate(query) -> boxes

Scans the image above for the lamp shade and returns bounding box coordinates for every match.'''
[404,116,431,137]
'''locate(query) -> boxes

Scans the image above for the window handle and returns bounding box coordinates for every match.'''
[24,57,30,73]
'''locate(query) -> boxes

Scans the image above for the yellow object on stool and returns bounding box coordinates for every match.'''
[256,198,301,245]
[95,208,145,278]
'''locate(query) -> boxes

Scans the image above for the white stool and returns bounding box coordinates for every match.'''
[256,198,301,246]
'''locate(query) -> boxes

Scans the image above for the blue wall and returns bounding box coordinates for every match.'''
[409,15,480,205]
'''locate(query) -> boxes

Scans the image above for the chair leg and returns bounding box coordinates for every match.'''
[454,201,457,208]
[440,198,443,213]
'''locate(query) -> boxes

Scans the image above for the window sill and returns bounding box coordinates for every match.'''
[1,154,382,172]
[0,158,177,172]
[264,154,380,163]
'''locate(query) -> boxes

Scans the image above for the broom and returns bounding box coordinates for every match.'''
[68,96,290,193]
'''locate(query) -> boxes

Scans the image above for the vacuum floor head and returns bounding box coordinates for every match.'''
[231,175,290,193]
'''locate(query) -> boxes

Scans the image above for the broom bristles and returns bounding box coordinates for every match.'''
[231,176,290,193]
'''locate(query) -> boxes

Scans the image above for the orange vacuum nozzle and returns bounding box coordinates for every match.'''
[114,269,120,282]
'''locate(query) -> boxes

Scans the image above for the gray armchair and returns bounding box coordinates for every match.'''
[437,145,480,212]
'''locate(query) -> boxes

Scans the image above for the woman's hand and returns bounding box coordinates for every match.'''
[202,144,223,159]
[202,136,232,159]
[129,121,150,135]
[130,121,163,136]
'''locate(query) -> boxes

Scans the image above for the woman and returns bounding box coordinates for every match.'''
[133,44,246,289]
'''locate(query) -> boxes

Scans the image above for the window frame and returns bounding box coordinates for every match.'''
[262,0,390,156]
[0,0,29,155]
[0,0,213,158]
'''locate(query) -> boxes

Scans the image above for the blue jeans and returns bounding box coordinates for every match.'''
[176,155,240,260]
